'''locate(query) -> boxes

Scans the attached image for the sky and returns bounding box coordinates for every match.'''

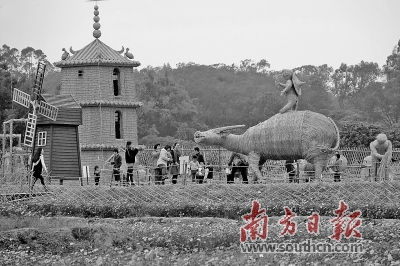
[0,0,399,71]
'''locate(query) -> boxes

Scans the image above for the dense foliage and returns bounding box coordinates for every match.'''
[1,40,400,147]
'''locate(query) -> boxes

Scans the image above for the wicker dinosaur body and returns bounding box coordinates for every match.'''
[194,110,340,182]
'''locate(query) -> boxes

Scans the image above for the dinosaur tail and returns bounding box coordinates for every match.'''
[329,117,340,151]
[319,117,340,154]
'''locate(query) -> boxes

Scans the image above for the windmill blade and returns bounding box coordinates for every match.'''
[24,113,37,148]
[33,62,46,97]
[13,88,31,108]
[38,101,59,121]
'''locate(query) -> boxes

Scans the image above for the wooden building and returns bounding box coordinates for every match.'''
[35,94,82,178]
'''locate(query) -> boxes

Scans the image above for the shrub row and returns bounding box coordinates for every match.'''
[2,201,400,220]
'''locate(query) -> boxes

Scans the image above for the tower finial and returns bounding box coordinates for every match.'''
[93,5,101,39]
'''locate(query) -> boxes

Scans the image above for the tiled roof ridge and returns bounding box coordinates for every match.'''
[81,144,126,150]
[54,39,140,67]
[78,100,143,107]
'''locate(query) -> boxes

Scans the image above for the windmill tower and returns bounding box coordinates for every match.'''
[54,4,143,173]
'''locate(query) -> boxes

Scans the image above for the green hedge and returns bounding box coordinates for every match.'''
[2,201,400,220]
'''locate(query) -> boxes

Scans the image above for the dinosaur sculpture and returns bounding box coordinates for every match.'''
[194,110,340,182]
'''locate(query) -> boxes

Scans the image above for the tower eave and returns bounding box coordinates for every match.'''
[54,60,141,68]
[78,100,143,108]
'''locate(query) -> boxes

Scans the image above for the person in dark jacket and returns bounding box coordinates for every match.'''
[285,159,298,183]
[194,147,205,166]
[30,147,49,191]
[125,141,144,186]
[170,142,181,184]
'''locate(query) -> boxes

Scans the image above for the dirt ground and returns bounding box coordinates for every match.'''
[1,216,400,266]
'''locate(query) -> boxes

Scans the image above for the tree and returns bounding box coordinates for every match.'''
[353,40,400,128]
[239,59,270,73]
[339,122,400,148]
[136,66,204,141]
[293,64,334,113]
[330,61,381,110]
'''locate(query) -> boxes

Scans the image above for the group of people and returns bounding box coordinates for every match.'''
[102,141,143,186]
[150,144,214,185]
[150,143,181,185]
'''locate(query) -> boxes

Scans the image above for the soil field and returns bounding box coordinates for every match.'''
[1,216,400,265]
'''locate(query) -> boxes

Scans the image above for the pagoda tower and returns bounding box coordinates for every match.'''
[54,5,142,171]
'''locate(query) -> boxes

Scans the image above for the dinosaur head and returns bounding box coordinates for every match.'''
[194,125,246,145]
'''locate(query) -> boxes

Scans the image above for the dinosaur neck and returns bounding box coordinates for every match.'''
[222,134,246,154]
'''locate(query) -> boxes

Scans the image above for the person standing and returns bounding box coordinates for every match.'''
[30,147,49,191]
[227,152,249,184]
[93,166,101,186]
[151,144,162,185]
[285,159,298,183]
[125,141,144,186]
[157,145,172,185]
[330,152,343,182]
[170,142,181,184]
[194,147,205,166]
[107,148,122,186]
[188,155,201,183]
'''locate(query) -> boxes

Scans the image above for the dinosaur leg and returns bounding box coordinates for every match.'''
[314,162,323,182]
[313,157,328,182]
[248,152,262,183]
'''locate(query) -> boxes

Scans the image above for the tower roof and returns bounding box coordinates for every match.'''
[54,39,140,67]
[42,94,81,108]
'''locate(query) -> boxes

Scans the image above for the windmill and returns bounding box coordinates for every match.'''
[12,62,59,152]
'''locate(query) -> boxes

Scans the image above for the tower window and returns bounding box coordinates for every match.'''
[78,69,83,77]
[113,68,120,96]
[115,111,122,139]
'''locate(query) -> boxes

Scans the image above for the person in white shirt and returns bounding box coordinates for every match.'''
[156,145,172,185]
[188,155,203,183]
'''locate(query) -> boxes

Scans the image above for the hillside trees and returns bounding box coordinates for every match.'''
[135,65,206,142]
[330,61,381,110]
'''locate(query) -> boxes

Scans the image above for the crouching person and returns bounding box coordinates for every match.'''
[227,152,249,184]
